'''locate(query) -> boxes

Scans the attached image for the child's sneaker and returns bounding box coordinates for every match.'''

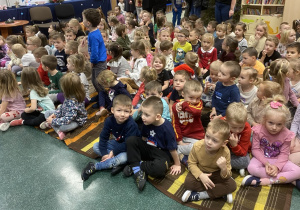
[10,119,23,126]
[182,190,201,202]
[134,170,146,191]
[81,162,96,181]
[58,131,66,140]
[239,169,245,177]
[40,121,51,130]
[123,165,133,177]
[227,193,233,203]
[96,108,109,116]
[111,164,126,176]
[0,122,10,131]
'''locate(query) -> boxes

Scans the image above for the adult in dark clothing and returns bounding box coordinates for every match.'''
[125,0,136,13]
[215,0,236,23]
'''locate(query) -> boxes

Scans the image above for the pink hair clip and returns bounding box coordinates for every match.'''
[270,101,282,109]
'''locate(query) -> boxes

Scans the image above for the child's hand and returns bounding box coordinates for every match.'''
[177,140,190,146]
[199,173,215,190]
[262,50,267,57]
[229,133,239,147]
[210,110,217,119]
[7,64,11,71]
[170,164,181,175]
[125,69,130,75]
[174,7,177,12]
[175,101,184,112]
[267,164,278,177]
[239,61,243,66]
[101,151,114,162]
[255,33,261,40]
[216,156,227,171]
[46,114,55,123]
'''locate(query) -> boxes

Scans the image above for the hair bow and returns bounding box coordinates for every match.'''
[270,101,282,109]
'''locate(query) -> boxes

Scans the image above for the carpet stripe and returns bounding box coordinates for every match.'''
[167,169,189,194]
[81,138,99,152]
[254,185,271,209]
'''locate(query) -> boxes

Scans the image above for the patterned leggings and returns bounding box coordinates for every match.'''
[0,110,22,123]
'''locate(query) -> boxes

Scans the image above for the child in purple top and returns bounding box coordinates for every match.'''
[0,36,10,67]
[242,96,300,189]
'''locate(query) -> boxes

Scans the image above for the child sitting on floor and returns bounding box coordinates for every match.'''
[182,118,236,204]
[81,94,140,180]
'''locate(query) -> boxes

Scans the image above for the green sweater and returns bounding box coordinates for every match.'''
[48,71,63,94]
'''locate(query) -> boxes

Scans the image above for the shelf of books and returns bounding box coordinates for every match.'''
[241,0,284,37]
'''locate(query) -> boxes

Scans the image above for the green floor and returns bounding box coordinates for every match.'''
[1,125,300,210]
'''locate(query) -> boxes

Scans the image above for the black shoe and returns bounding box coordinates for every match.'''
[134,170,147,191]
[81,162,96,181]
[111,164,126,176]
[123,165,133,177]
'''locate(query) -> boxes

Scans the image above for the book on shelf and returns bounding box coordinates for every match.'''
[245,0,262,4]
[243,8,261,15]
[264,0,285,4]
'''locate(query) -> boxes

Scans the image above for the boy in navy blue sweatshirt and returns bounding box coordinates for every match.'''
[81,94,140,181]
[210,61,241,119]
[82,8,107,94]
[124,96,181,191]
[53,33,68,72]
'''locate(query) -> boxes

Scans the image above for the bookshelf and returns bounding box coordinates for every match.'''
[240,0,285,38]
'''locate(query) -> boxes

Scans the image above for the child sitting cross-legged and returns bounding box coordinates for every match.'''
[81,94,140,180]
[124,96,181,191]
[182,118,237,204]
[223,102,251,177]
[172,80,205,160]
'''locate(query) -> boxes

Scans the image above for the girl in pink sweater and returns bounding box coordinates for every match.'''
[242,95,300,188]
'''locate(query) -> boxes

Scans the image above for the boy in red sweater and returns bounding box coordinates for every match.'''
[32,47,50,86]
[223,102,251,177]
[172,80,205,157]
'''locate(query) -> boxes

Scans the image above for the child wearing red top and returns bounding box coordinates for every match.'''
[223,102,251,177]
[33,47,50,86]
[172,80,205,156]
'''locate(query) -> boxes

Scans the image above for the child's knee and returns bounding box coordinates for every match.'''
[126,136,139,146]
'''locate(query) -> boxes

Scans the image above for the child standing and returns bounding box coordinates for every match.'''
[160,40,174,78]
[53,33,68,72]
[182,119,236,203]
[237,67,259,107]
[248,23,268,55]
[242,96,300,188]
[153,55,171,96]
[40,73,87,140]
[172,80,205,155]
[224,103,251,177]
[214,23,227,58]
[258,36,281,67]
[235,22,248,56]
[81,94,140,180]
[115,6,125,24]
[82,9,107,96]
[241,47,265,76]
[197,33,217,78]
[9,67,55,128]
[0,70,26,131]
[277,29,296,57]
[124,96,181,191]
[141,11,154,43]
[173,29,192,67]
[220,36,240,62]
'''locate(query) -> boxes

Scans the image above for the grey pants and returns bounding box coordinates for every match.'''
[231,153,250,169]
[92,61,107,92]
[177,137,199,155]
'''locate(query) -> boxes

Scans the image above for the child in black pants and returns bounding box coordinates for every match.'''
[124,96,181,191]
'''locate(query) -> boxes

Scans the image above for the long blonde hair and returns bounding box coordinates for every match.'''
[97,70,117,87]
[68,53,85,74]
[0,70,21,99]
[21,67,48,97]
[60,73,85,102]
[264,58,289,90]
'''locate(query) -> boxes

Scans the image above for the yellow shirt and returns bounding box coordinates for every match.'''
[242,60,265,75]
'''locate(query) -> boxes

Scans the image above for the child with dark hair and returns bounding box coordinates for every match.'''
[116,25,131,60]
[241,47,265,77]
[52,33,68,72]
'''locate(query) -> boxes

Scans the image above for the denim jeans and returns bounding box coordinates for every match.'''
[215,1,231,23]
[44,110,79,134]
[190,4,201,18]
[93,141,127,170]
[172,5,182,26]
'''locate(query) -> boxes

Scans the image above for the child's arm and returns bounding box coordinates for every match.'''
[206,48,218,70]
[181,101,203,116]
[162,80,169,91]
[0,101,9,116]
[169,99,174,117]
[288,84,300,107]
[216,155,232,179]
[25,99,38,113]
[169,150,181,175]
[290,105,300,134]
[172,50,176,61]
[248,35,259,48]
[172,103,184,144]
[251,125,269,166]
[132,83,144,107]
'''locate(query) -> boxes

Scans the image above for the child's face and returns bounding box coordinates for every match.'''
[204,128,227,154]
[227,24,232,34]
[264,110,285,135]
[34,56,41,63]
[49,38,54,46]
[131,49,139,58]
[65,32,76,42]
[228,120,245,135]
[218,65,232,83]
[255,26,265,37]
[288,30,296,43]
[184,25,191,31]
[26,30,35,38]
[189,31,198,42]
[173,74,187,91]
[65,45,71,55]
[48,25,53,33]
[280,24,290,33]
[69,24,78,33]
[98,22,105,30]
[114,7,120,15]
[111,104,132,124]
[26,40,36,52]
[53,38,65,51]
[202,38,213,51]
[156,13,162,19]
[297,25,300,34]
[221,40,228,51]
[162,47,173,56]
[145,90,162,98]
[264,41,276,54]
[216,29,225,38]
[41,62,48,71]
[207,24,215,33]
[242,53,256,66]
[195,22,203,29]
[101,33,108,43]
[210,69,219,82]
[160,31,170,41]
[141,105,159,125]
[287,67,297,79]
[182,90,202,106]
[174,28,180,38]
[238,70,252,86]
[177,33,187,43]
[66,59,75,71]
[153,58,164,71]
[286,47,300,60]
[142,13,149,22]
[256,84,265,100]
[235,25,244,37]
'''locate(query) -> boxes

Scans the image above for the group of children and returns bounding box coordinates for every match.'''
[2,6,300,205]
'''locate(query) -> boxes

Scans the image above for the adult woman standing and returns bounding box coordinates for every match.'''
[215,0,236,23]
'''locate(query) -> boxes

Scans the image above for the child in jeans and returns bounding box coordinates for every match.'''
[81,94,140,180]
[182,119,236,203]
[124,96,181,191]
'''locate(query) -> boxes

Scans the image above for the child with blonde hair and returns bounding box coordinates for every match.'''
[5,35,26,72]
[9,67,55,128]
[68,18,85,38]
[277,29,297,57]
[155,28,171,54]
[160,40,174,78]
[65,40,78,55]
[248,22,268,54]
[214,23,227,57]
[247,81,282,126]
[40,73,87,140]
[242,95,300,188]
[184,52,201,81]
[0,70,26,131]
[288,59,300,101]
[237,67,259,107]
[258,36,281,67]
[25,25,39,38]
[98,18,111,36]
